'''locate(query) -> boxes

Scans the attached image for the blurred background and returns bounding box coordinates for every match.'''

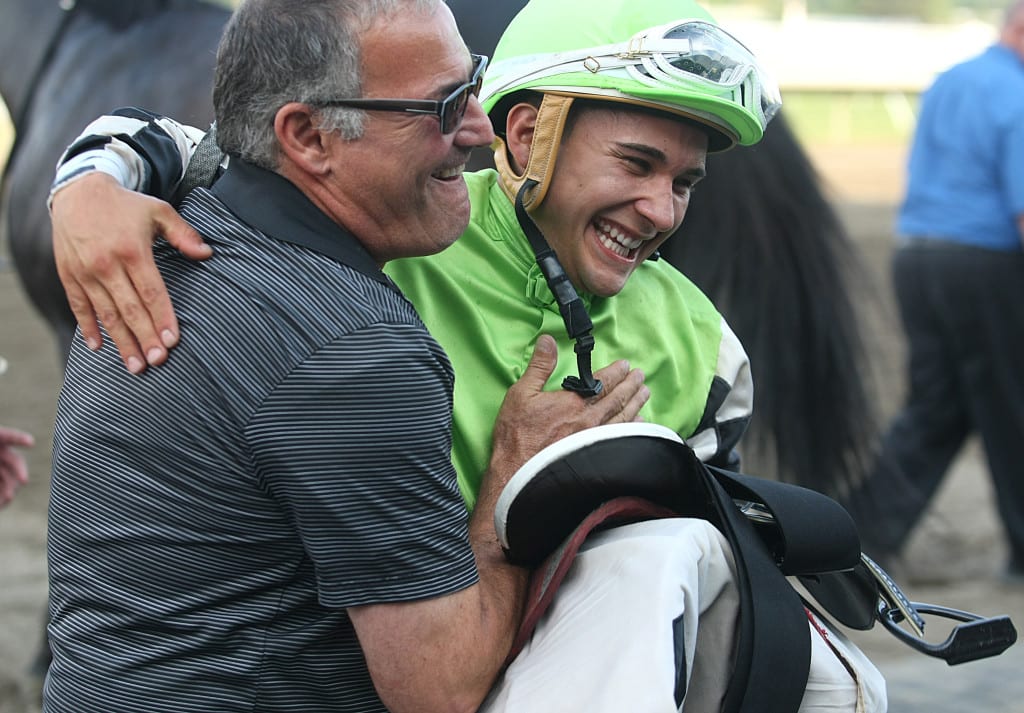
[1,1,1020,711]
[0,0,1013,196]
[712,0,1006,202]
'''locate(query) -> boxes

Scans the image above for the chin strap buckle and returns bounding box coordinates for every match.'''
[562,334,603,397]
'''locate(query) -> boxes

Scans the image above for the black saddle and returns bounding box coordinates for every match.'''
[496,422,1017,710]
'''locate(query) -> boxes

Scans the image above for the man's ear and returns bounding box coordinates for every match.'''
[274,102,330,175]
[504,102,540,174]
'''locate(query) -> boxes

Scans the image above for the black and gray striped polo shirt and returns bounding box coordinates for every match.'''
[46,160,478,712]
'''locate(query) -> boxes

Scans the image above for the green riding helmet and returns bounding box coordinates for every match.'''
[481,0,782,208]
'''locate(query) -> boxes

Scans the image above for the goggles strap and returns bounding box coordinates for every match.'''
[483,20,737,95]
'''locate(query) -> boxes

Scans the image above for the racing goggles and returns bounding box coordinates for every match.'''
[484,20,781,134]
[317,53,487,134]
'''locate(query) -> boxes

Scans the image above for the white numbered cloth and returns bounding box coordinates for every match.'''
[480,518,887,713]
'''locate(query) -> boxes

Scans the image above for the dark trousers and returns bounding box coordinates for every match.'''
[853,240,1024,567]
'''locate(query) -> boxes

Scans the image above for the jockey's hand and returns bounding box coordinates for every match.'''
[0,426,33,508]
[50,172,211,374]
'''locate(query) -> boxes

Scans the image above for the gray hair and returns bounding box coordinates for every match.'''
[213,0,440,170]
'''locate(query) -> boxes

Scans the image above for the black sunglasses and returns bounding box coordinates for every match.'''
[315,54,488,134]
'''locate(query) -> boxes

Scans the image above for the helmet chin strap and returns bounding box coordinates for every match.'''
[514,180,603,398]
[496,93,601,396]
[493,93,574,209]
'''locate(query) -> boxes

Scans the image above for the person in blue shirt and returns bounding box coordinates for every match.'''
[851,0,1024,581]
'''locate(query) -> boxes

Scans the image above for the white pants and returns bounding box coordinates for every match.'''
[481,518,887,713]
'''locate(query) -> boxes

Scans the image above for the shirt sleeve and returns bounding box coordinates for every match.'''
[49,107,210,207]
[684,316,753,469]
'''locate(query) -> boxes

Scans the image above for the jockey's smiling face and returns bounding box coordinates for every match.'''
[512,104,708,298]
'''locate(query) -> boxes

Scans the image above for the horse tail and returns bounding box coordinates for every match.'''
[659,112,880,496]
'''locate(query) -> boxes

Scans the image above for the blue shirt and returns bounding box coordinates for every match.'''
[898,45,1024,251]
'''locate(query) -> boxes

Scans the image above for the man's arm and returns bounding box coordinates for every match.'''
[49,108,213,372]
[50,107,209,203]
[349,336,649,713]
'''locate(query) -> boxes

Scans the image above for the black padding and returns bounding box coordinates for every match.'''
[710,468,862,575]
[501,434,711,567]
[800,565,881,631]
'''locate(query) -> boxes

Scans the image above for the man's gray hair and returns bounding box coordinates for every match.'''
[213,0,439,170]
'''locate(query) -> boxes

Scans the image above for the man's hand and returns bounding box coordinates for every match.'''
[473,333,649,554]
[485,334,650,487]
[50,172,211,374]
[0,427,34,507]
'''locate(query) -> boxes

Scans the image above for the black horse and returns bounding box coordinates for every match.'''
[1,0,876,496]
[661,112,879,495]
[0,0,229,360]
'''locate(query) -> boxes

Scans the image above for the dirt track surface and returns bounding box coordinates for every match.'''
[1,143,1021,712]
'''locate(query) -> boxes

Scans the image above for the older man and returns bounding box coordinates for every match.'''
[43,2,647,712]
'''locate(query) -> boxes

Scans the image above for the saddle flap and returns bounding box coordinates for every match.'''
[709,468,862,575]
[495,423,711,567]
[496,422,862,576]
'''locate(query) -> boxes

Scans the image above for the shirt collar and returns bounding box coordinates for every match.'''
[211,158,394,289]
[482,173,594,310]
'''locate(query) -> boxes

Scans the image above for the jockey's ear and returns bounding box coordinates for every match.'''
[273,102,331,176]
[503,102,539,175]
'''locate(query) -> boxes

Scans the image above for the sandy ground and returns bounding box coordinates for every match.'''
[0,143,1021,711]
